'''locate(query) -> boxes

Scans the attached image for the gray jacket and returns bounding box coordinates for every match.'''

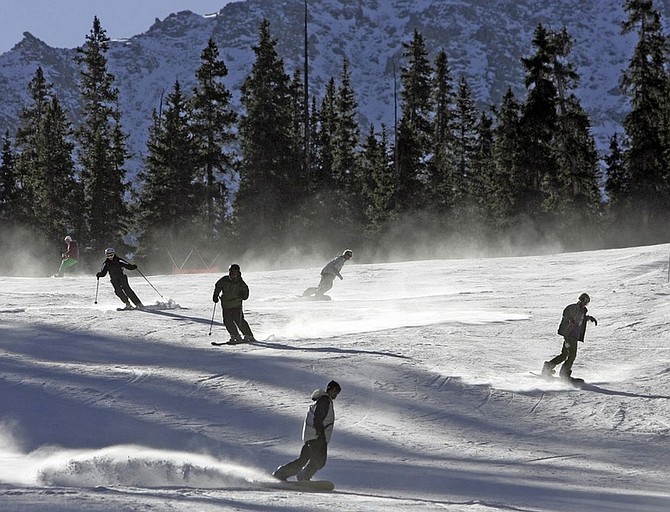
[321,256,347,279]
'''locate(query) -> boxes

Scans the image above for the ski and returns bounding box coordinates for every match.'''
[211,339,254,346]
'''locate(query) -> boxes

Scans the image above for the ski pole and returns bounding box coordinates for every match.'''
[208,302,217,336]
[94,277,100,304]
[135,268,165,298]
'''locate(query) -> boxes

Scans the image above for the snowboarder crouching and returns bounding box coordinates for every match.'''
[212,263,255,343]
[303,249,353,297]
[96,247,143,309]
[272,380,341,482]
[542,293,597,382]
[54,235,80,277]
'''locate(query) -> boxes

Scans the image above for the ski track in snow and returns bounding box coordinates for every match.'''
[0,243,670,511]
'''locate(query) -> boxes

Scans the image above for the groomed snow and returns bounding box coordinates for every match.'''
[1,243,669,511]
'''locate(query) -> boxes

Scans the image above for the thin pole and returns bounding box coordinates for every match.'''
[94,278,100,304]
[209,302,217,336]
[135,268,165,298]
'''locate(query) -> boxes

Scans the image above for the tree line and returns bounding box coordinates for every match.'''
[1,1,669,275]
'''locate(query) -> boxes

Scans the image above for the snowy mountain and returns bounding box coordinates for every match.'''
[1,0,669,174]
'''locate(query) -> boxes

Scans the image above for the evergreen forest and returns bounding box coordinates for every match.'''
[1,0,670,275]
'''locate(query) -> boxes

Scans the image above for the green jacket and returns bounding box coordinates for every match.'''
[213,275,250,308]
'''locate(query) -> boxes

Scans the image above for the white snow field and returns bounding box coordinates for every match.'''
[0,243,669,512]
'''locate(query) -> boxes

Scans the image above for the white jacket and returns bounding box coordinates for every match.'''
[301,389,335,443]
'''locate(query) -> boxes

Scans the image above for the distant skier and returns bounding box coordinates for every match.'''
[53,235,80,277]
[303,249,353,298]
[542,293,598,382]
[212,263,255,343]
[272,380,342,482]
[95,247,143,309]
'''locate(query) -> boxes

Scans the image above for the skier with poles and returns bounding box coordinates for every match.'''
[212,263,255,344]
[95,247,144,310]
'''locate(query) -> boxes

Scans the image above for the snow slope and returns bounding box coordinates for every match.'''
[0,244,669,511]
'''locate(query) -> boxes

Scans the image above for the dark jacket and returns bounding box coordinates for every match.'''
[213,275,250,308]
[557,302,588,341]
[63,240,80,260]
[97,256,136,281]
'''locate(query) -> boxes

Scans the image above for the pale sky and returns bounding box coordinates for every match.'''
[0,1,234,54]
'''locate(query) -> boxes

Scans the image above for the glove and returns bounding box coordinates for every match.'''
[588,316,598,326]
[212,294,219,303]
[128,264,138,270]
[96,272,103,278]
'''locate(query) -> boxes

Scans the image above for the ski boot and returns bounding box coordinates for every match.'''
[541,361,555,379]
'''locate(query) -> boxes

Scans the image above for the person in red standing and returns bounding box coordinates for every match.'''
[54,235,80,277]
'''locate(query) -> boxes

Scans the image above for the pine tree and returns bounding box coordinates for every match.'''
[491,88,523,227]
[76,16,128,253]
[330,59,362,231]
[450,76,481,219]
[620,0,670,237]
[428,49,456,215]
[314,78,337,193]
[395,29,434,212]
[138,80,197,268]
[517,24,559,219]
[235,19,303,245]
[33,97,83,244]
[191,38,237,242]
[544,28,601,236]
[604,133,630,234]
[0,132,19,222]
[360,124,394,236]
[14,67,53,227]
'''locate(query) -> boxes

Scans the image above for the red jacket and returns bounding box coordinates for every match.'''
[64,240,80,259]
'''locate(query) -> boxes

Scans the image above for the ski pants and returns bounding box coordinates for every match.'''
[57,258,78,275]
[222,306,253,339]
[316,273,336,296]
[274,437,327,481]
[548,336,579,377]
[111,275,142,307]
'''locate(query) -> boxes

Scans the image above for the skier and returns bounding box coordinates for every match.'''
[212,263,255,343]
[303,249,353,298]
[95,247,144,309]
[542,293,598,382]
[272,380,341,482]
[54,235,80,277]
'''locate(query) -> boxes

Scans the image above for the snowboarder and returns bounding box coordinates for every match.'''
[542,293,598,382]
[53,235,80,277]
[272,380,341,482]
[303,249,353,298]
[95,247,143,309]
[212,263,255,343]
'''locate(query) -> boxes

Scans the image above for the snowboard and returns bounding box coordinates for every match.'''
[298,294,332,301]
[530,372,585,388]
[270,480,335,492]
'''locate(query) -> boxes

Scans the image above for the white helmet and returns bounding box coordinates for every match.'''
[64,235,72,242]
